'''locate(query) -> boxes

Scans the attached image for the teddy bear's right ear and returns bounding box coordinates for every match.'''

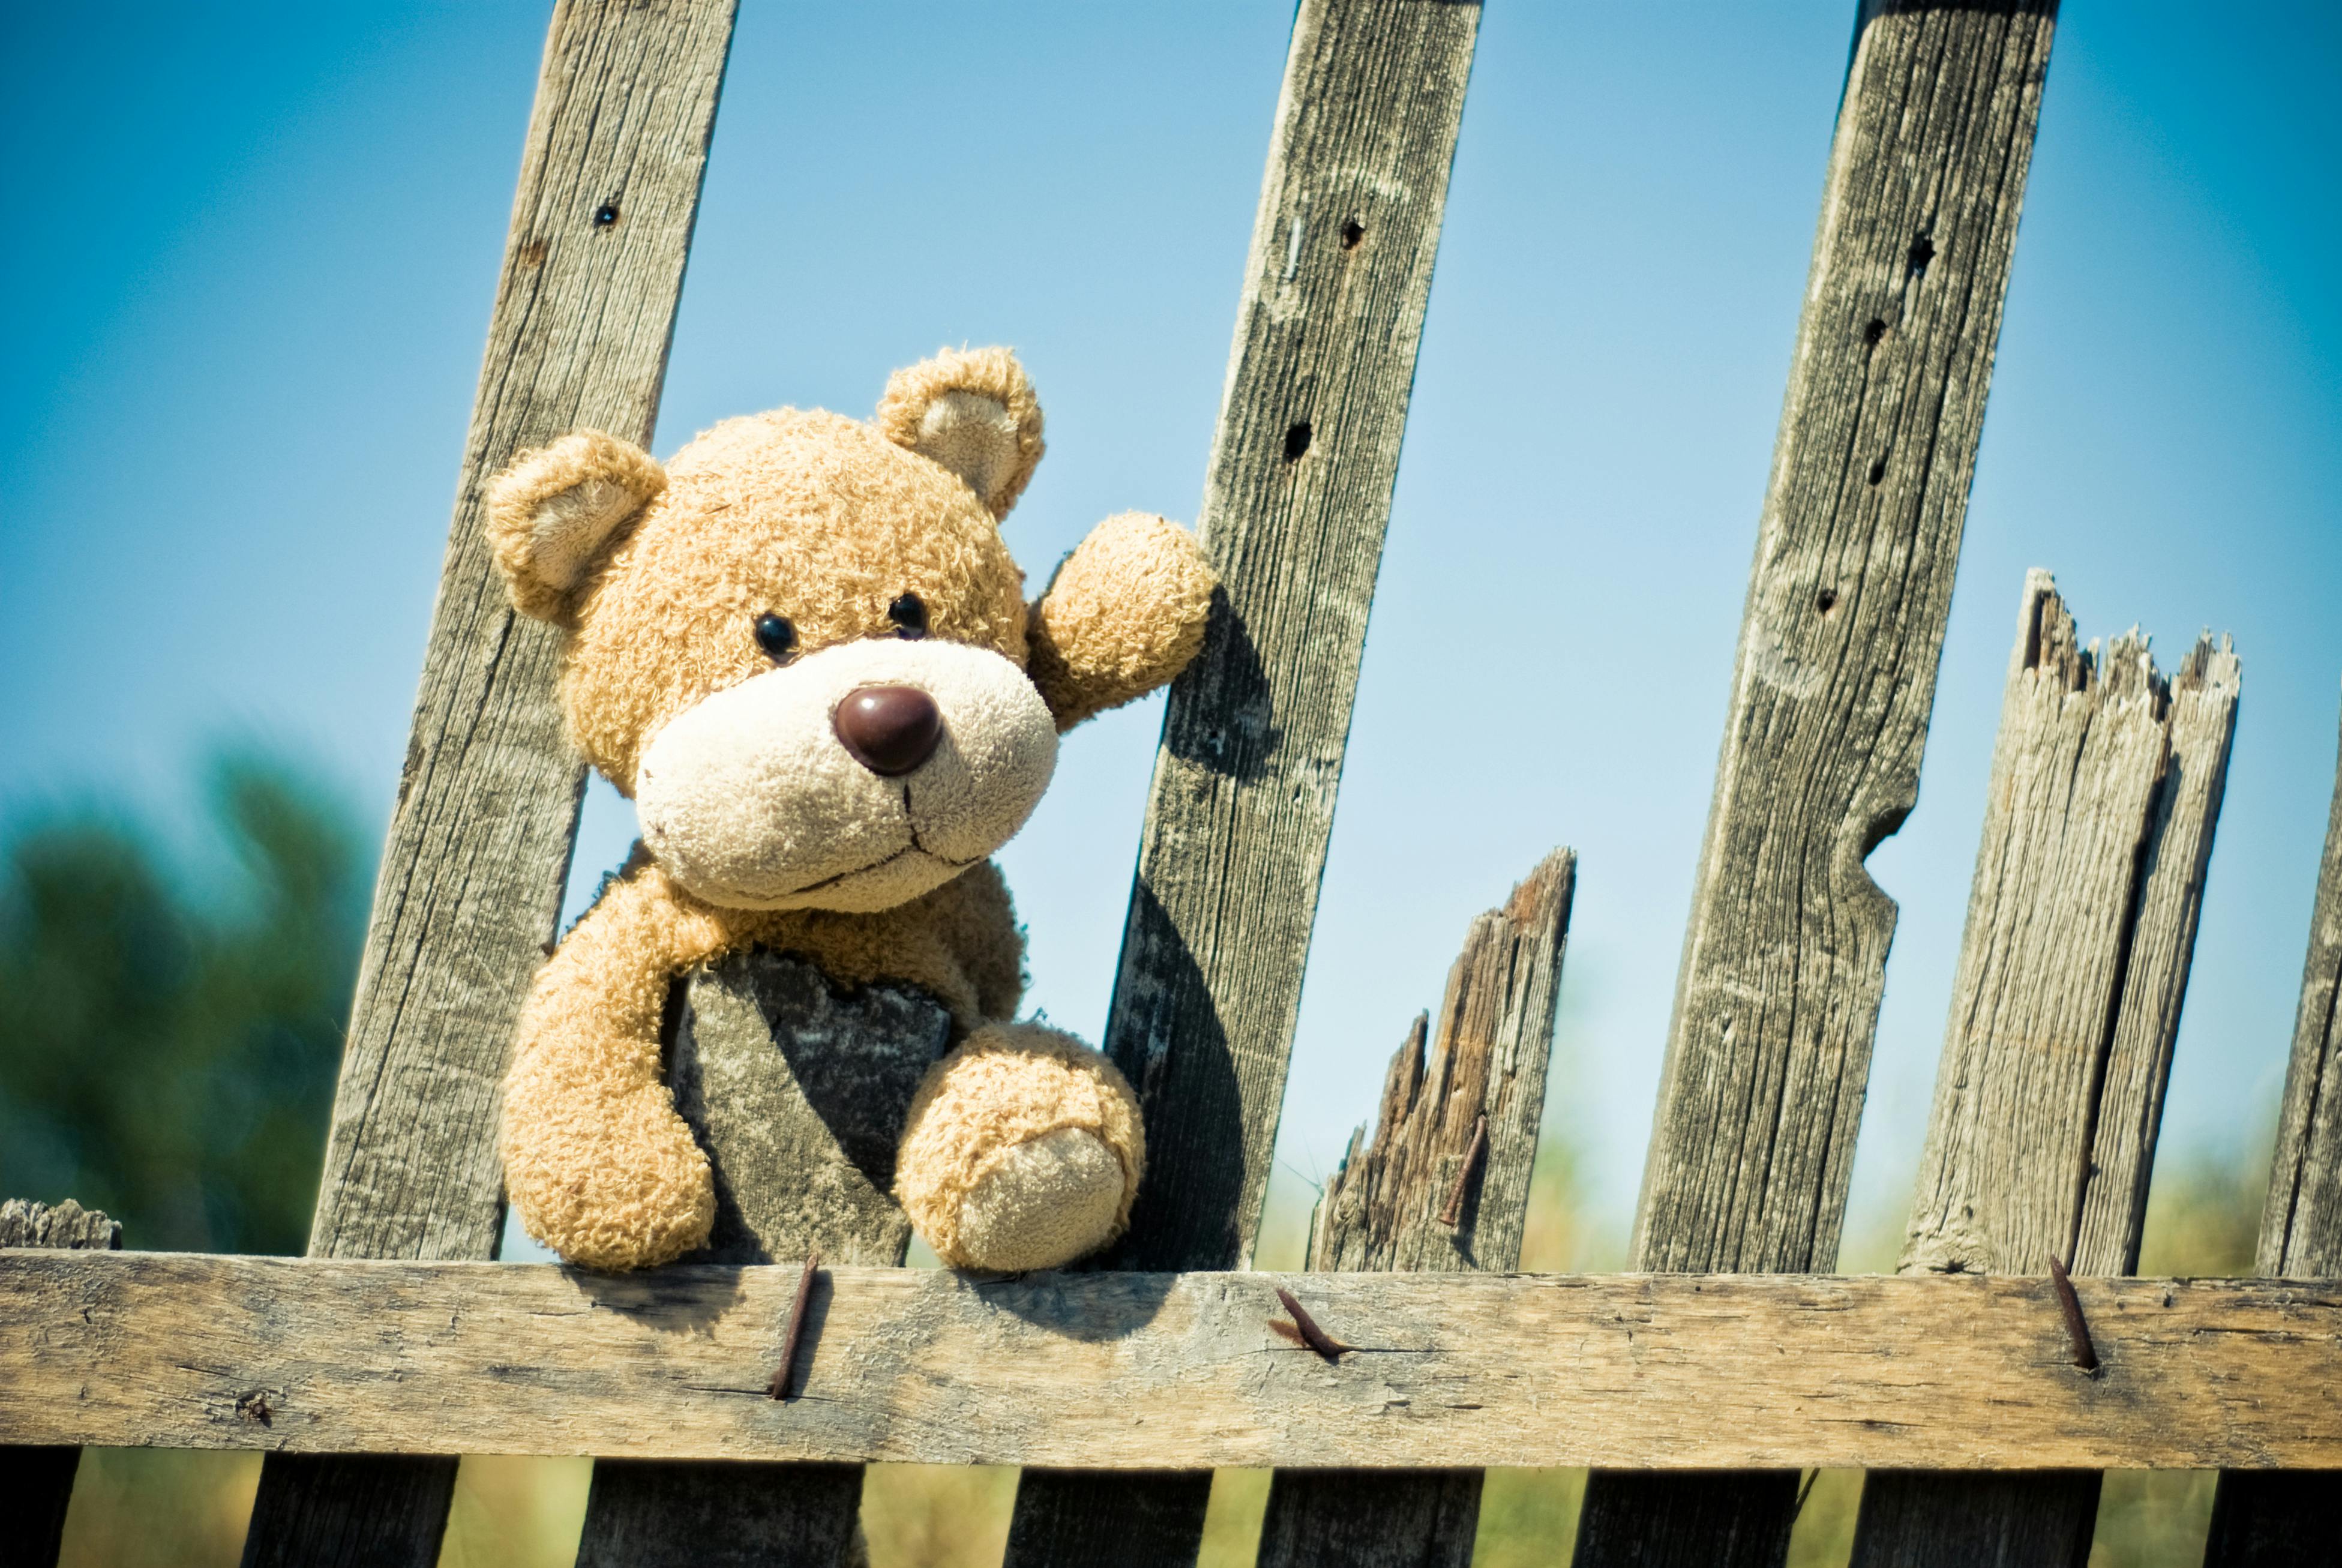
[484,431,667,623]
[874,346,1045,520]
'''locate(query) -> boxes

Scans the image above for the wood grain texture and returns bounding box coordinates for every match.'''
[1900,574,2235,1280]
[1581,4,2057,1560]
[1852,575,2240,1567]
[7,1255,2342,1471]
[1258,850,1573,1568]
[2257,691,2342,1282]
[2205,694,2342,1566]
[571,952,949,1567]
[239,4,736,1566]
[1,1200,119,1568]
[1097,0,1480,1277]
[1009,1,1480,1555]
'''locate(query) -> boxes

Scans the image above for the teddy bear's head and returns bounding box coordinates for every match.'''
[484,347,1113,916]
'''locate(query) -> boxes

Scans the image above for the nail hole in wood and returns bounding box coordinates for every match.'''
[1863,317,1887,345]
[1339,218,1365,249]
[1906,232,1935,276]
[593,203,620,227]
[1867,457,1887,485]
[1283,421,1312,461]
[1816,588,1839,614]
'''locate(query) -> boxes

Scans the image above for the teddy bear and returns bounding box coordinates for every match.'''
[484,346,1215,1273]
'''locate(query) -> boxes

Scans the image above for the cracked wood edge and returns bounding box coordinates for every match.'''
[1581,6,2058,1564]
[1007,2,1481,1561]
[1258,849,1575,1568]
[2,1201,120,1568]
[241,6,738,1567]
[1853,573,2241,1567]
[5,1255,2341,1472]
[2206,689,2342,1566]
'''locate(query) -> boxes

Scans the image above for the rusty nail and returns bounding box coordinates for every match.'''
[2046,1253,2098,1372]
[768,1250,823,1399]
[1438,1114,1490,1228]
[1273,1287,1350,1362]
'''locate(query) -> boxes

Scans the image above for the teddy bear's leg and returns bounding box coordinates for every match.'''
[894,1022,1144,1271]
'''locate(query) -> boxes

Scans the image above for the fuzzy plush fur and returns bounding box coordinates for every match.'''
[490,348,1213,1272]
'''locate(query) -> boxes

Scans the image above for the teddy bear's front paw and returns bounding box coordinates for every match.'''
[955,1126,1128,1272]
[895,1021,1144,1271]
[502,1083,716,1272]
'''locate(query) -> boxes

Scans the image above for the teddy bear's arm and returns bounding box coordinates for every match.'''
[1026,511,1217,731]
[499,856,736,1271]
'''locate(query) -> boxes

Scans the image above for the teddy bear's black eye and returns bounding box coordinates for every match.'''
[753,613,796,661]
[887,593,928,639]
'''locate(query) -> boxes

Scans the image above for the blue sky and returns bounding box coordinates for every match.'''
[5,2,2338,1262]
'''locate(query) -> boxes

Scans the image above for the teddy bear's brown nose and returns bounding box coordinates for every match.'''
[834,685,943,776]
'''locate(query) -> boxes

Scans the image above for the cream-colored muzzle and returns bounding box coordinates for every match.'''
[635,638,1058,912]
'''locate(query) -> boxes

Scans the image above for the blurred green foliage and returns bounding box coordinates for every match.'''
[0,751,365,1255]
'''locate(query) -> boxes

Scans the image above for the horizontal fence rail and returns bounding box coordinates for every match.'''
[6,1254,2340,1473]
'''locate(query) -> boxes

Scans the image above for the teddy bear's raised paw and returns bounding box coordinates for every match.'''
[894,1021,1144,1272]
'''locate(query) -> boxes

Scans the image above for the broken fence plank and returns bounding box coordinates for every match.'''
[7,1255,2341,1473]
[1,1200,120,1568]
[237,4,739,1566]
[1579,4,2059,1563]
[1851,574,2241,1567]
[1258,850,1574,1568]
[571,954,953,1568]
[1004,0,1481,1561]
[2205,687,2342,1566]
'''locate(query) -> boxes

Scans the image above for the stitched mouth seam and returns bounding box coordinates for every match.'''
[779,839,977,900]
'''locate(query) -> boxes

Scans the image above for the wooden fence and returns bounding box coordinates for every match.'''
[4,2,2337,1566]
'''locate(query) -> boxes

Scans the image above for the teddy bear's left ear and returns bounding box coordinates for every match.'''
[484,431,667,624]
[874,346,1045,520]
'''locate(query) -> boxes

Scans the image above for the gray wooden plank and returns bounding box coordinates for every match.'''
[13,1254,2342,1472]
[2204,689,2342,1566]
[569,952,953,1568]
[1257,849,1574,1568]
[1004,0,1482,1559]
[0,1200,119,1568]
[1850,575,2240,1567]
[235,4,738,1565]
[1575,3,2059,1561]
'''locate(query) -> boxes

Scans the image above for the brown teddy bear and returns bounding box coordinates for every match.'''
[485,347,1214,1273]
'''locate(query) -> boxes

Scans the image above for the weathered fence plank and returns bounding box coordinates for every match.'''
[1257,850,1574,1568]
[2204,691,2342,1567]
[570,954,952,1568]
[8,1255,2342,1472]
[1004,0,1481,1560]
[235,4,737,1565]
[1849,575,2241,1566]
[1578,3,2059,1561]
[1,1200,119,1568]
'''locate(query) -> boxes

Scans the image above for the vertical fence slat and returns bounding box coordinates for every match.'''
[1849,575,2239,1567]
[0,1200,119,1568]
[235,5,737,1565]
[1572,5,2058,1562]
[1001,2,1481,1563]
[569,953,954,1567]
[2203,689,2342,1567]
[1256,849,1574,1568]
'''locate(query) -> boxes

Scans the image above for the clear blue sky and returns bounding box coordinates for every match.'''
[5,2,2338,1261]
